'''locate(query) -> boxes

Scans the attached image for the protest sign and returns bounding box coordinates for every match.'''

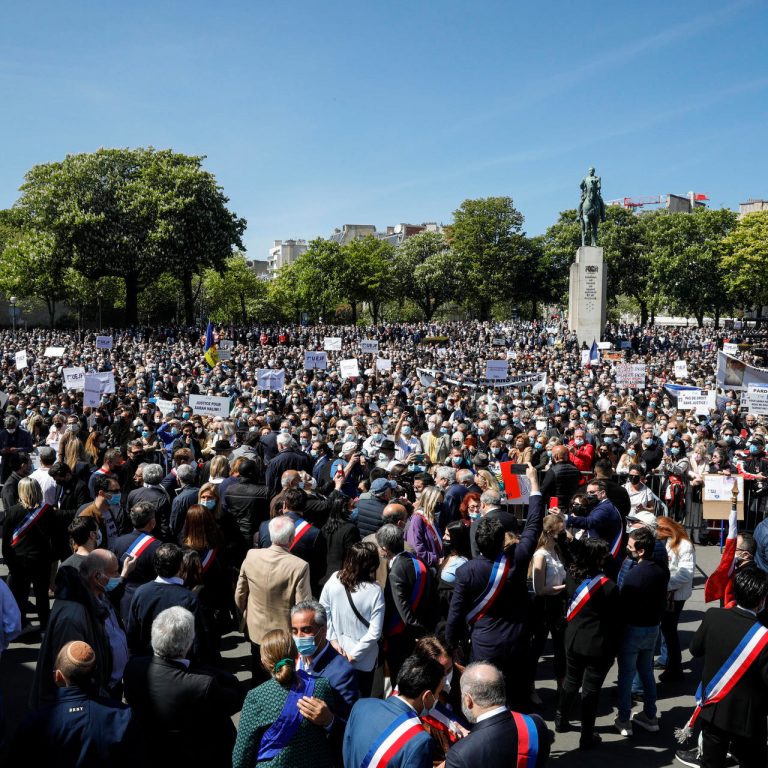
[703,474,744,521]
[257,369,286,391]
[499,462,531,504]
[485,360,509,380]
[716,351,768,392]
[722,342,739,356]
[155,399,176,415]
[63,367,86,390]
[94,371,115,394]
[360,340,379,354]
[304,351,327,370]
[674,360,688,379]
[323,337,342,351]
[747,384,768,416]
[83,375,102,407]
[339,359,360,379]
[0,391,8,410]
[189,394,231,418]
[677,389,716,415]
[95,335,113,350]
[580,350,590,366]
[14,350,27,370]
[218,339,234,361]
[614,363,646,388]
[376,358,392,371]
[44,346,66,357]
[492,337,506,346]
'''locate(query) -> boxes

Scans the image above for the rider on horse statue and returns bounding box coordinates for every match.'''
[579,167,606,247]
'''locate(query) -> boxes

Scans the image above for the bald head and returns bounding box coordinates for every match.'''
[281,469,301,489]
[382,503,408,526]
[552,445,569,463]
[79,549,119,595]
[55,640,96,688]
[460,662,506,724]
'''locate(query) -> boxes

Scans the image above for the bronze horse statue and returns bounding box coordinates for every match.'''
[579,167,606,247]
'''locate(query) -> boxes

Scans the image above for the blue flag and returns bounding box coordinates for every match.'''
[204,321,219,368]
[589,339,600,366]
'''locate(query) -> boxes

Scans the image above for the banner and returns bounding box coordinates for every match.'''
[14,350,27,370]
[83,375,102,407]
[376,357,392,371]
[44,346,66,357]
[95,335,113,350]
[361,340,379,354]
[323,337,342,351]
[339,359,360,379]
[674,360,688,379]
[580,350,590,366]
[677,389,716,415]
[716,351,768,392]
[257,369,286,391]
[614,363,646,388]
[189,394,231,418]
[415,367,546,393]
[485,360,508,380]
[218,339,234,361]
[747,385,768,416]
[63,367,86,390]
[304,351,327,370]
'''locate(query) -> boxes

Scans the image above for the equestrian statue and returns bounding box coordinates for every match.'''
[579,167,606,247]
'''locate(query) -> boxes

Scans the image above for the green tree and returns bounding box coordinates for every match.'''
[13,148,245,325]
[722,211,768,315]
[341,235,395,324]
[447,197,528,320]
[287,239,346,322]
[203,254,266,324]
[392,232,463,320]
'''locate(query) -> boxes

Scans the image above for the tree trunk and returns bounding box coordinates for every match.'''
[125,272,139,326]
[531,299,538,321]
[371,300,380,324]
[182,271,195,326]
[695,312,704,328]
[350,302,358,324]
[714,308,721,329]
[478,297,492,322]
[45,298,56,328]
[637,298,649,327]
[423,301,434,322]
[240,292,247,325]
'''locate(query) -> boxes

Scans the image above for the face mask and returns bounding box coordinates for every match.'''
[182,412,191,419]
[452,456,462,464]
[300,438,309,447]
[585,493,599,507]
[499,419,508,427]
[644,438,653,448]
[469,511,480,521]
[440,427,449,435]
[491,447,501,456]
[171,427,180,437]
[141,430,150,439]
[294,635,317,657]
[627,449,636,457]
[108,493,121,506]
[574,438,584,447]
[670,447,680,456]
[104,576,121,592]
[201,499,216,510]
[40,408,48,415]
[310,449,319,459]
[402,426,412,436]
[750,444,760,455]
[629,476,641,485]
[477,429,486,437]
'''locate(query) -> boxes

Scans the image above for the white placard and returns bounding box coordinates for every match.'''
[339,359,360,379]
[747,384,768,416]
[674,360,688,379]
[376,357,392,371]
[63,366,86,390]
[615,363,646,388]
[361,340,379,354]
[257,369,286,391]
[723,342,739,355]
[44,346,66,357]
[189,394,232,418]
[304,351,327,370]
[83,374,102,407]
[155,399,176,415]
[486,359,509,380]
[580,350,590,366]
[14,350,27,370]
[437,347,448,358]
[94,371,115,394]
[597,341,612,350]
[95,335,113,350]
[323,337,342,351]
[0,391,7,410]
[218,339,234,361]
[703,474,744,502]
[677,389,716,415]
[492,337,506,346]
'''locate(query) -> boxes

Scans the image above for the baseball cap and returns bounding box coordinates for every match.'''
[626,510,658,531]
[371,478,398,494]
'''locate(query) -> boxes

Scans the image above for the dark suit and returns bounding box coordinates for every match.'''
[446,493,544,709]
[169,485,200,538]
[265,448,312,496]
[125,485,173,542]
[469,507,518,559]
[690,606,768,765]
[123,655,242,768]
[540,460,582,509]
[443,482,468,524]
[567,498,623,579]
[222,478,270,558]
[111,530,162,624]
[446,709,550,767]
[0,426,34,482]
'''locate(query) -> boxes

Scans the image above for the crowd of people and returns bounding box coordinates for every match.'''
[0,319,767,767]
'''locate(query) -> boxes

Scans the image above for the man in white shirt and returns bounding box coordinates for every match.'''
[30,446,58,506]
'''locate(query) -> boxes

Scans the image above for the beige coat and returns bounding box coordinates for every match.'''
[235,545,312,645]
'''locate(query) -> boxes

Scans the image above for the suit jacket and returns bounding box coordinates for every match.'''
[563,573,620,658]
[169,485,200,538]
[126,485,173,542]
[235,545,312,644]
[223,478,270,547]
[445,709,550,768]
[265,449,312,496]
[540,461,582,508]
[123,655,242,768]
[446,493,544,662]
[690,606,768,740]
[112,530,162,624]
[343,696,433,768]
[384,551,436,638]
[469,507,518,559]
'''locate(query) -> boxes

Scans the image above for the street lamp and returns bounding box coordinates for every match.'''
[10,296,17,334]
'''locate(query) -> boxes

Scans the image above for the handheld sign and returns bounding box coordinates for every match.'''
[63,367,86,391]
[323,337,342,352]
[257,369,286,392]
[14,350,27,370]
[189,394,231,418]
[304,351,327,370]
[95,335,113,350]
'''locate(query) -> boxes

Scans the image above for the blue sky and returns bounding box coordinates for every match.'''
[1,0,766,261]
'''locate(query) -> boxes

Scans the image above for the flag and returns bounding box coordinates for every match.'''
[204,322,219,368]
[588,339,600,367]
[704,505,738,605]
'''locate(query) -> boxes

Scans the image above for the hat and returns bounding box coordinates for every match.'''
[379,439,395,452]
[626,510,658,531]
[341,441,358,456]
[602,427,618,437]
[371,478,398,494]
[386,460,406,472]
[214,440,232,452]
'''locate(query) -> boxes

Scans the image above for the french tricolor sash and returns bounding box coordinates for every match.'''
[257,670,315,761]
[200,548,217,573]
[290,518,312,551]
[416,511,440,545]
[566,575,609,622]
[11,503,51,547]
[609,510,623,560]
[124,532,157,559]
[511,711,540,768]
[676,619,768,742]
[361,710,425,768]
[420,701,463,743]
[466,554,510,625]
[386,554,428,637]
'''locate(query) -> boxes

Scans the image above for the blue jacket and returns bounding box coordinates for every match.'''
[754,517,768,574]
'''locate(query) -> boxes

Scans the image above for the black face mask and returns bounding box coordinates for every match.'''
[629,476,641,485]
[585,493,600,507]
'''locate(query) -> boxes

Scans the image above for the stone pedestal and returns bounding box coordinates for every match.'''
[568,246,607,348]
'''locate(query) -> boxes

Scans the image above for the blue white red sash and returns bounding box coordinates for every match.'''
[290,518,312,551]
[416,511,440,546]
[257,670,315,761]
[511,711,540,768]
[466,554,510,625]
[387,554,427,636]
[566,575,609,622]
[124,532,157,559]
[11,503,51,547]
[421,701,463,742]
[200,548,217,573]
[609,510,623,559]
[361,710,425,768]
[676,618,768,742]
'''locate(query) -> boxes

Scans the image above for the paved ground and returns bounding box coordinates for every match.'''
[0,544,725,767]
